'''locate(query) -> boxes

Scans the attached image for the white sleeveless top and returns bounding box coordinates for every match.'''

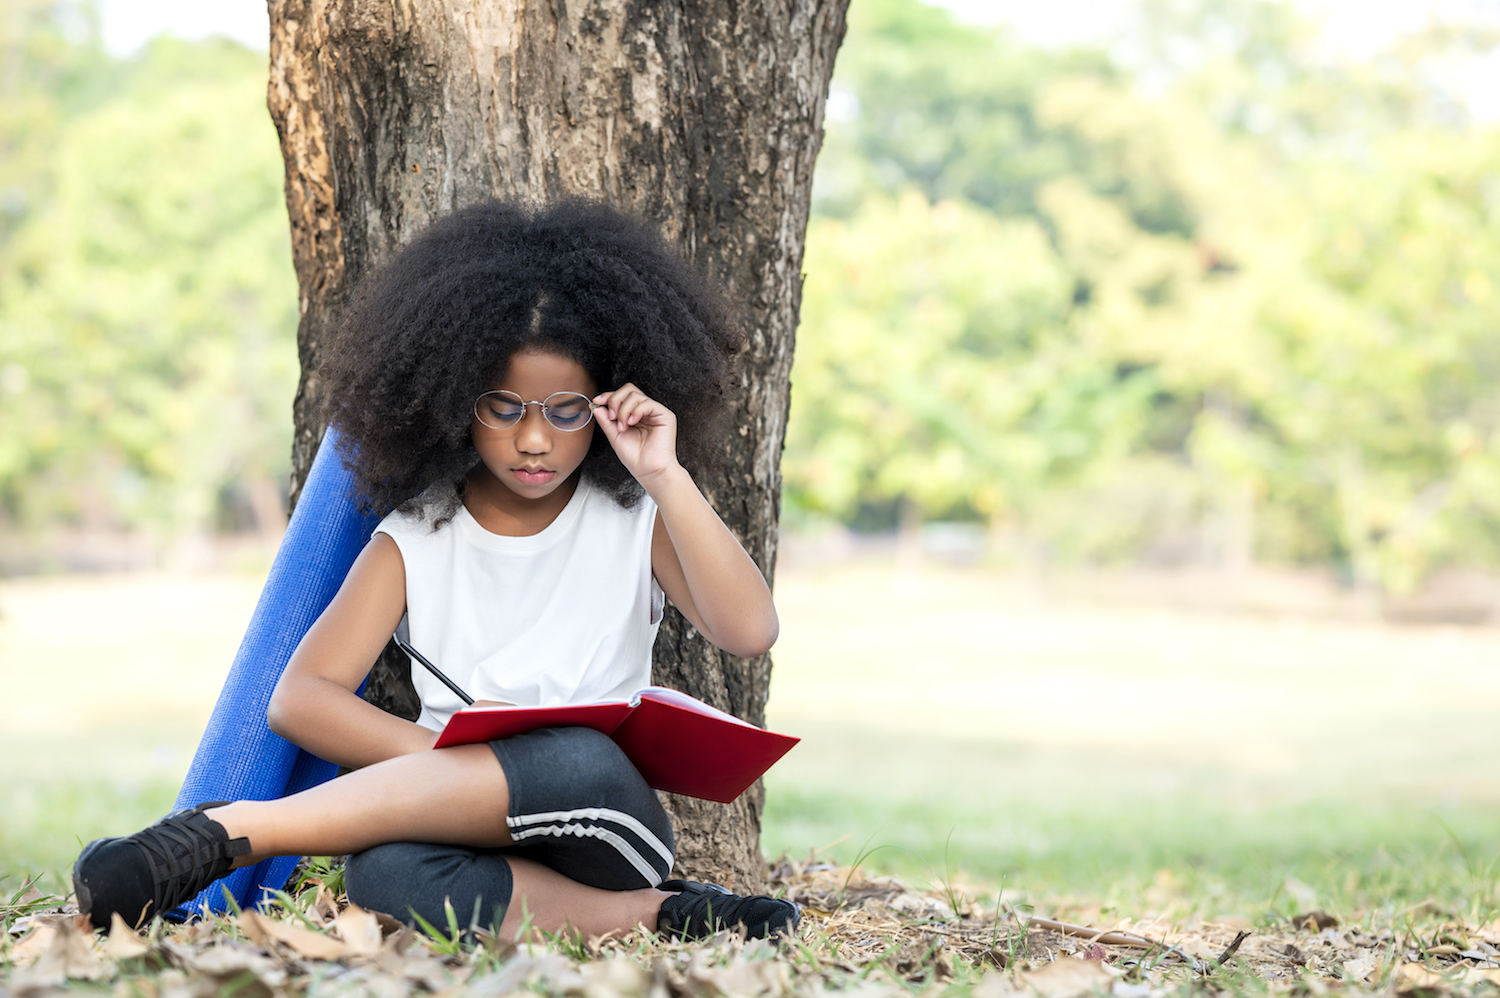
[375,479,664,732]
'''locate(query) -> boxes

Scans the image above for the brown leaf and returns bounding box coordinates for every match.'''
[1396,962,1447,992]
[1342,955,1379,982]
[311,884,340,925]
[583,957,651,998]
[974,969,1023,998]
[377,924,419,971]
[8,925,57,964]
[372,908,406,937]
[10,917,105,989]
[236,908,272,951]
[333,904,383,958]
[1291,911,1339,931]
[1018,958,1114,998]
[12,884,46,908]
[105,913,152,960]
[237,908,349,961]
[398,952,466,991]
[163,939,288,993]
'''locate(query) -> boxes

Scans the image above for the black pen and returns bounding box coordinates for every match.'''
[392,631,475,706]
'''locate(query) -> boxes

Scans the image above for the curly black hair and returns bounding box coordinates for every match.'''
[319,198,743,518]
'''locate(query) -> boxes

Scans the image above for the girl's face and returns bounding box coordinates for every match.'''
[470,348,597,503]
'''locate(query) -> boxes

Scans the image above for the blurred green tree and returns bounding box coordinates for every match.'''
[4,0,1499,595]
[0,14,296,549]
[788,0,1500,592]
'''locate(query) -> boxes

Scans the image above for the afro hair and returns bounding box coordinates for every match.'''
[319,198,743,518]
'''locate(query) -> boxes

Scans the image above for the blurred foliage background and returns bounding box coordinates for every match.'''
[788,0,1500,596]
[0,1,296,568]
[3,0,1500,594]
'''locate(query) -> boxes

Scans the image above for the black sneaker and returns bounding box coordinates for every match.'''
[657,879,801,941]
[73,802,251,931]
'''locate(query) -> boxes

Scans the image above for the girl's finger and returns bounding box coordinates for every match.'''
[606,391,638,422]
[594,383,640,408]
[614,392,650,426]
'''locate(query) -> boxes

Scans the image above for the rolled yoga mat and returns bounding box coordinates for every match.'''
[171,428,380,917]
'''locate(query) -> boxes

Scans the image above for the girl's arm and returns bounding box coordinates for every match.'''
[266,534,437,768]
[594,384,779,658]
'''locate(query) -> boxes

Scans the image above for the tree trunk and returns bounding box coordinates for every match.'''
[267,0,848,890]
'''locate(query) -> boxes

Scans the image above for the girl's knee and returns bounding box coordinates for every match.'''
[494,726,656,803]
[492,726,675,876]
[345,843,513,928]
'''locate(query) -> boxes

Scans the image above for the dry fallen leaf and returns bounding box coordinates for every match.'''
[1396,962,1447,991]
[8,924,58,965]
[399,951,468,991]
[104,913,152,960]
[974,969,1023,998]
[9,917,106,988]
[1341,955,1378,982]
[582,957,651,998]
[334,904,384,958]
[467,951,579,995]
[163,939,288,992]
[1291,911,1340,931]
[1176,937,1223,962]
[238,908,349,961]
[1018,957,1115,998]
[684,947,793,998]
[312,884,339,925]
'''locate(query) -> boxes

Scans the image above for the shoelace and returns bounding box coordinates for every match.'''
[132,812,228,916]
[677,886,758,935]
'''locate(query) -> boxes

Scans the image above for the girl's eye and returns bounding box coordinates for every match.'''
[477,394,524,426]
[547,401,590,428]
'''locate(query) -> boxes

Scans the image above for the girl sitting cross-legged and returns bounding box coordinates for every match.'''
[72,198,799,942]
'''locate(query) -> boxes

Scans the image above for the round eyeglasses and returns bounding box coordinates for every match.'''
[474,390,600,432]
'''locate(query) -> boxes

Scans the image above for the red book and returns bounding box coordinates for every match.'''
[432,687,800,803]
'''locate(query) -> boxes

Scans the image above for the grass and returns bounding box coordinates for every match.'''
[0,773,180,897]
[2,558,1498,933]
[764,725,1500,923]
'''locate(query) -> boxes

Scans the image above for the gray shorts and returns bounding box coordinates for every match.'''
[343,726,675,929]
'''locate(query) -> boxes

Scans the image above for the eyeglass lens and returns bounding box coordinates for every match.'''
[475,391,595,431]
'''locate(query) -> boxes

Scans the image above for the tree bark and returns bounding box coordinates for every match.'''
[267,0,848,889]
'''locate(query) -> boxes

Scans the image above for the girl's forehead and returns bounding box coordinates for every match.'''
[492,347,595,392]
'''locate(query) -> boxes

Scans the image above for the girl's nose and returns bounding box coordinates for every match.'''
[514,409,552,452]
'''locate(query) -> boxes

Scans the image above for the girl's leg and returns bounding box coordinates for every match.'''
[207,744,514,864]
[503,856,669,940]
[345,842,667,940]
[341,729,677,939]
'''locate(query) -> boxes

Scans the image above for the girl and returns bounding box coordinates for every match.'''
[73,199,799,942]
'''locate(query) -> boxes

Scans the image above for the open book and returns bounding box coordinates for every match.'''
[432,687,800,803]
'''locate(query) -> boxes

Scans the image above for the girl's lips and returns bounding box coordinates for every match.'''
[512,467,556,485]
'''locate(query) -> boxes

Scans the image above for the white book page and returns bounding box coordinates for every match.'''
[630,686,757,726]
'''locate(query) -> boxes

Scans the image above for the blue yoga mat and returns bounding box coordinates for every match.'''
[172,428,380,917]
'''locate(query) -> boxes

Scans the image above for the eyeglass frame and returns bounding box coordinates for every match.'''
[473,389,602,432]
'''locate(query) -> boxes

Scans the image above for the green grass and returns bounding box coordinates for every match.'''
[4,564,1499,928]
[0,728,196,898]
[762,725,1500,924]
[0,777,180,899]
[10,726,1494,927]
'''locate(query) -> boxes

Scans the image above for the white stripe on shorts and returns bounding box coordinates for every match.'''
[509,821,663,886]
[508,807,674,869]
